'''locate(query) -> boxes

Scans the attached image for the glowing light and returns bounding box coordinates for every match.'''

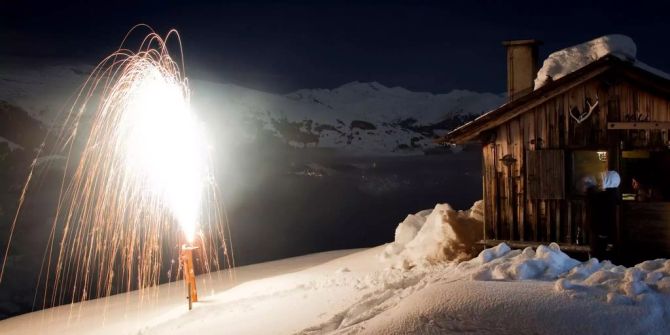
[0,25,234,309]
[597,151,608,162]
[119,63,206,243]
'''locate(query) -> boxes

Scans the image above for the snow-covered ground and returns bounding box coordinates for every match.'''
[2,201,669,334]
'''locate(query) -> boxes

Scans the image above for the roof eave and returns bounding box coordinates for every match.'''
[440,57,624,144]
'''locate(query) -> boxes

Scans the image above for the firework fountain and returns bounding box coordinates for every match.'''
[1,25,233,311]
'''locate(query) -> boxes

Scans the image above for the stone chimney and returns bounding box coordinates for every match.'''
[503,39,542,100]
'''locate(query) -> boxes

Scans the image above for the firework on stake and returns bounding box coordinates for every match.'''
[1,25,234,310]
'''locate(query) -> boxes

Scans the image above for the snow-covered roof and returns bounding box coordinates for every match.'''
[535,34,670,89]
[535,34,635,89]
[443,34,670,144]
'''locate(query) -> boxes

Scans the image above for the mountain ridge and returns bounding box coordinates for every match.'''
[0,64,504,155]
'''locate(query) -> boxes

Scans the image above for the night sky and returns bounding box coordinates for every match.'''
[3,0,670,94]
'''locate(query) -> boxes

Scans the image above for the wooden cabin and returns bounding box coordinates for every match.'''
[442,40,670,263]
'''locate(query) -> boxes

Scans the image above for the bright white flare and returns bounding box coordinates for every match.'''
[119,62,206,243]
[0,27,233,309]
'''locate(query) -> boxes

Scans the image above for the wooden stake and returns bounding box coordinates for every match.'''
[188,282,192,310]
[181,244,198,310]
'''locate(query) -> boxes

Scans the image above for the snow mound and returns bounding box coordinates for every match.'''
[535,34,636,89]
[463,243,581,280]
[463,241,670,309]
[381,200,484,267]
[558,258,670,307]
[305,242,670,334]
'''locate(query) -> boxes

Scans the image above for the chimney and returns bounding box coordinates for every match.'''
[503,39,542,100]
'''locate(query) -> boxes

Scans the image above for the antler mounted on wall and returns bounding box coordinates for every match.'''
[569,95,599,124]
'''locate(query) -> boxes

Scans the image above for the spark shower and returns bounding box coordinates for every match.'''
[1,25,233,308]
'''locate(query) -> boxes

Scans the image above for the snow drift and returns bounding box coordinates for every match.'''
[464,242,581,281]
[381,200,484,267]
[459,240,670,311]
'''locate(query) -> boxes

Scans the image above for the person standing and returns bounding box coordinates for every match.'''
[589,170,620,260]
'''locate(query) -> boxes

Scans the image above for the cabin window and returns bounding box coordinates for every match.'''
[571,150,609,195]
[620,150,670,202]
[526,149,565,199]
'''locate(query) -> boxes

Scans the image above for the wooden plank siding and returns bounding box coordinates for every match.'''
[526,150,565,200]
[482,77,670,246]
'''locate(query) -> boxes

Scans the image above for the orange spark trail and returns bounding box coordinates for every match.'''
[1,25,234,310]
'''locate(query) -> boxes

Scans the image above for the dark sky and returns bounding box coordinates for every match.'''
[3,0,670,94]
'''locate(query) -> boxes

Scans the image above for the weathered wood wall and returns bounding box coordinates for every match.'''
[482,76,670,247]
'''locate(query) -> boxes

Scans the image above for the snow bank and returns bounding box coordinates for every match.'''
[461,242,581,281]
[381,200,484,267]
[557,258,670,308]
[464,241,670,310]
[534,34,636,89]
[307,241,670,334]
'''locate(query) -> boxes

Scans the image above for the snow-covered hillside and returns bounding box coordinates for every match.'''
[2,201,669,334]
[0,62,503,155]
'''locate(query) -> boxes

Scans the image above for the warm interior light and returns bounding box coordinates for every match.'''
[597,151,608,162]
[119,62,206,243]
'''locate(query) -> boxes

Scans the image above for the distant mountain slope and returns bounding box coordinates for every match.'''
[0,63,504,155]
[287,81,501,126]
[191,80,503,154]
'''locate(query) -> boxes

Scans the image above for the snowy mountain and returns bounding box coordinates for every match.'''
[277,82,503,153]
[0,63,503,155]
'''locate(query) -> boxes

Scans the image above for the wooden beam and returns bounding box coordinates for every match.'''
[607,122,670,129]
